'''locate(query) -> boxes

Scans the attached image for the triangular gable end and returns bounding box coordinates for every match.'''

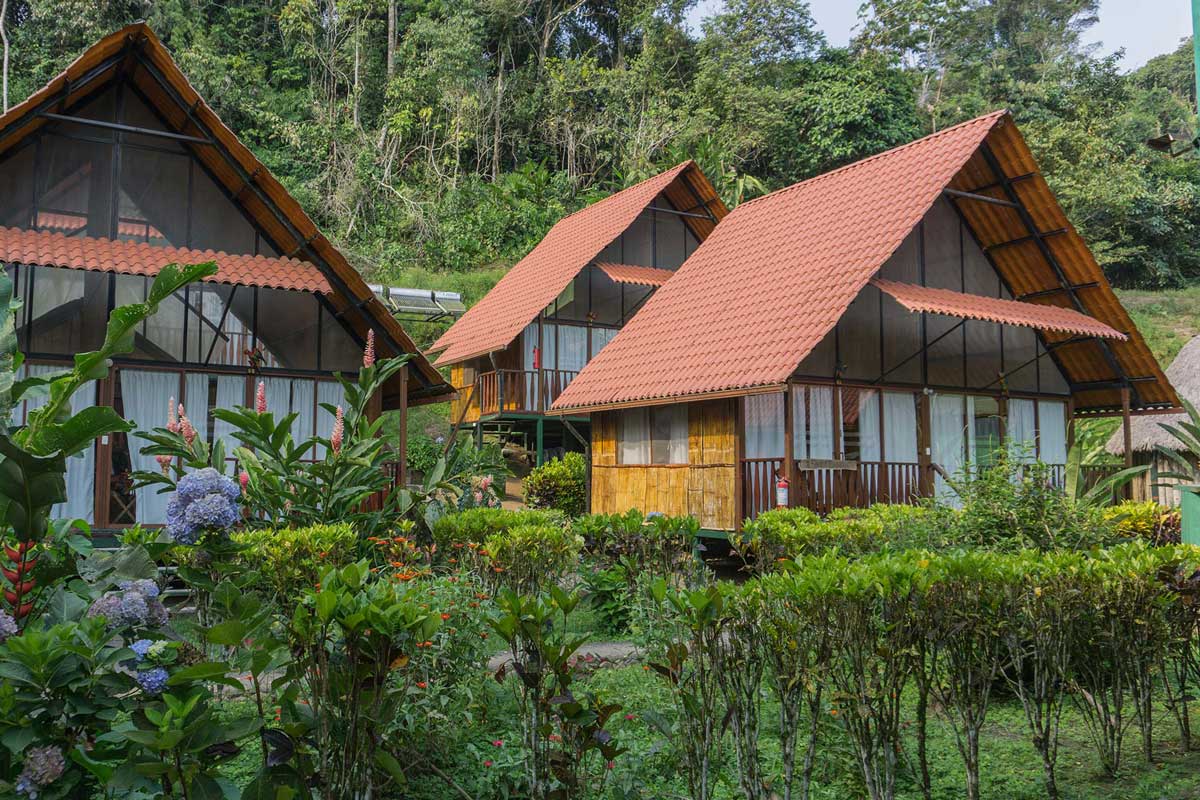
[430,161,727,367]
[0,23,449,407]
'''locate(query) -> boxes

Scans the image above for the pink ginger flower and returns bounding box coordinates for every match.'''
[480,475,493,492]
[330,406,345,455]
[255,381,267,414]
[239,471,250,494]
[179,407,197,446]
[363,330,376,368]
[167,397,178,434]
[156,454,172,475]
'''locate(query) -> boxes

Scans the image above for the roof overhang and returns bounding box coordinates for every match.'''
[594,262,676,288]
[0,227,332,293]
[0,22,453,408]
[871,278,1126,340]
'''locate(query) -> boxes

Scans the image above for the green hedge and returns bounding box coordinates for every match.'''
[235,523,359,602]
[524,452,587,517]
[484,522,584,594]
[430,507,565,552]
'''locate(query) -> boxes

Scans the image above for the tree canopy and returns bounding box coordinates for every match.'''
[2,0,1197,331]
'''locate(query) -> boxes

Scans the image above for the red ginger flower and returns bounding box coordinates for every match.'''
[167,397,178,434]
[156,454,172,475]
[330,406,345,455]
[239,471,250,494]
[255,381,267,414]
[363,330,376,368]
[179,407,197,446]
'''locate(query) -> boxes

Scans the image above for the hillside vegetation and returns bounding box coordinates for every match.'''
[2,1,1198,357]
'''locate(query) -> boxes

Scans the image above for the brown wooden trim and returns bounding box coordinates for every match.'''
[734,395,745,533]
[397,366,408,487]
[546,382,787,415]
[783,383,794,508]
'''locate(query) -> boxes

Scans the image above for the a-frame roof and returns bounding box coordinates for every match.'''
[552,112,1177,416]
[0,23,450,407]
[429,161,727,367]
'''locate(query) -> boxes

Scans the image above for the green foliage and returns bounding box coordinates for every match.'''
[484,523,583,595]
[523,452,587,517]
[406,433,442,477]
[430,506,564,552]
[234,524,359,603]
[581,565,632,636]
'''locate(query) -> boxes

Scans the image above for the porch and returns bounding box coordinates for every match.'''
[450,368,581,423]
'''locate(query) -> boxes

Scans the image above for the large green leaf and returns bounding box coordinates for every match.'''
[0,434,66,541]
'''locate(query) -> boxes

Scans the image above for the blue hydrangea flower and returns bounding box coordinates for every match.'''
[15,745,65,796]
[0,610,17,643]
[167,468,240,545]
[119,579,160,598]
[136,667,170,695]
[118,592,149,625]
[130,639,154,661]
[87,593,122,621]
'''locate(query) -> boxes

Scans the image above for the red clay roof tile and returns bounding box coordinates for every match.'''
[0,226,330,294]
[552,112,1010,412]
[871,278,1126,340]
[431,163,695,366]
[594,262,676,288]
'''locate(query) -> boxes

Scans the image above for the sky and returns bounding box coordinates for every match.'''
[685,0,1192,72]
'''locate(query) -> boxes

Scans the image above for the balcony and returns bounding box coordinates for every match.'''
[451,368,581,423]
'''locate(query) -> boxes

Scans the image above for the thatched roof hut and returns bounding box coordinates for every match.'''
[1107,335,1200,456]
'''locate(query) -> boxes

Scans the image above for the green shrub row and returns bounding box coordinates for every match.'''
[430,506,566,551]
[523,452,587,517]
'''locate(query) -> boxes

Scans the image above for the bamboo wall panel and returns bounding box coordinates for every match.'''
[591,399,736,529]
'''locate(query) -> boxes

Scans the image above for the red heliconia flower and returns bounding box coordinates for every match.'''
[239,471,250,494]
[156,454,172,475]
[255,381,267,414]
[330,406,345,455]
[167,397,179,434]
[363,330,376,368]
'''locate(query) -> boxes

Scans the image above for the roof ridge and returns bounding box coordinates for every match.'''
[557,160,692,223]
[737,110,1008,212]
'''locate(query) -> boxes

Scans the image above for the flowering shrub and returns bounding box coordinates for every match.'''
[484,523,583,595]
[86,579,168,630]
[165,468,241,545]
[235,523,360,602]
[523,452,587,517]
[14,745,65,798]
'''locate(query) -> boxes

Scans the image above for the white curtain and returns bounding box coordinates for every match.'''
[592,327,619,356]
[858,391,881,462]
[808,386,835,459]
[932,393,965,503]
[1038,400,1068,465]
[523,323,539,371]
[652,406,688,464]
[183,373,210,447]
[883,392,919,463]
[1007,399,1037,463]
[744,393,784,460]
[290,379,316,456]
[25,364,97,523]
[618,409,649,464]
[315,380,346,459]
[212,375,245,458]
[557,326,588,373]
[121,369,179,524]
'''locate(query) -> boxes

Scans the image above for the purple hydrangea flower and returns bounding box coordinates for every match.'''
[167,468,240,545]
[0,610,17,643]
[119,592,149,626]
[16,745,65,796]
[87,594,122,621]
[136,666,170,695]
[88,584,169,631]
[130,639,154,661]
[119,579,160,598]
[145,599,169,628]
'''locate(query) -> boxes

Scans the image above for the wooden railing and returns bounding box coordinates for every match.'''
[741,459,928,521]
[452,368,582,421]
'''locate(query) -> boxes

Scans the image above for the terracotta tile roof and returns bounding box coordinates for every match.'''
[870,278,1126,340]
[595,262,676,287]
[551,112,1010,412]
[430,162,722,366]
[0,226,331,293]
[35,211,165,241]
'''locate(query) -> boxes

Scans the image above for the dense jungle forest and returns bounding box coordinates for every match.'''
[2,0,1198,352]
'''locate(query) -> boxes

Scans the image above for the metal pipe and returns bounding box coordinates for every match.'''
[38,112,213,144]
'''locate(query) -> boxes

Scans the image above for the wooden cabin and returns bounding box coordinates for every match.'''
[1105,335,1200,506]
[0,24,451,531]
[551,112,1179,532]
[428,162,727,464]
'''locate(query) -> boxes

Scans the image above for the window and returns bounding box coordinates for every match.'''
[617,405,688,465]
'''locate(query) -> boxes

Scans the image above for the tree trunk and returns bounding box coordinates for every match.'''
[492,46,505,180]
[1,0,8,113]
[386,0,396,79]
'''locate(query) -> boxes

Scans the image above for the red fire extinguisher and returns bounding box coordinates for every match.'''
[533,346,541,370]
[776,474,789,509]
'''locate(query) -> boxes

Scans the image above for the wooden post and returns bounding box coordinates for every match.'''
[783,385,794,508]
[397,365,408,487]
[917,391,933,498]
[536,417,545,467]
[1121,386,1133,500]
[734,396,745,532]
[93,373,116,528]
